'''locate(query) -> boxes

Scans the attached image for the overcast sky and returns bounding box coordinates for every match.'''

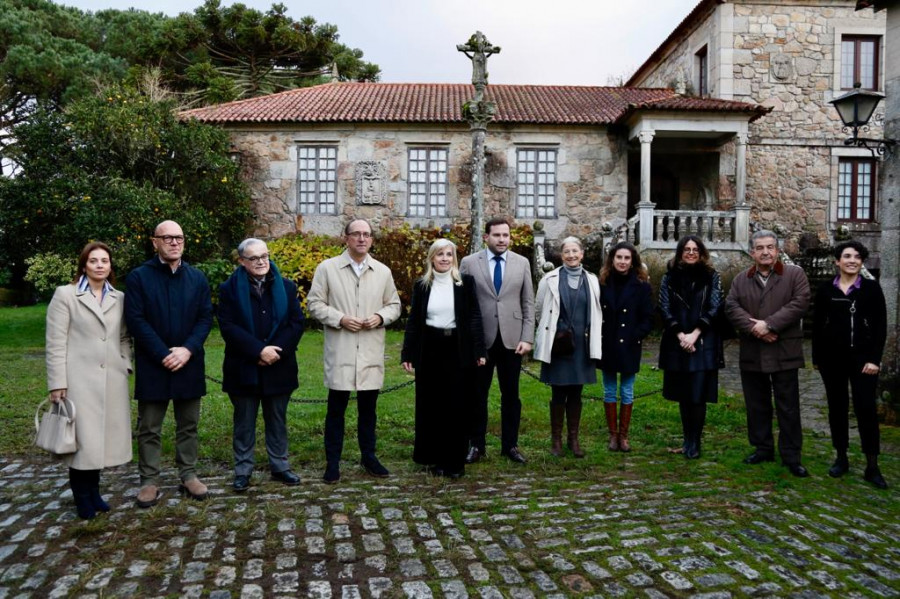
[58,0,701,86]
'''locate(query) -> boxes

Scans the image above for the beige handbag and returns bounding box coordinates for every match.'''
[34,397,77,455]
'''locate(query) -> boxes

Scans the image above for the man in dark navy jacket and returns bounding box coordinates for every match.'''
[125,220,213,507]
[217,238,305,492]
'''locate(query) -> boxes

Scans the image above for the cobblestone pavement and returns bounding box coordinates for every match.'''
[1,342,896,598]
[1,450,898,599]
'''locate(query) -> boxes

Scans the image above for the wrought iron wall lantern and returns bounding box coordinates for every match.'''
[829,83,896,157]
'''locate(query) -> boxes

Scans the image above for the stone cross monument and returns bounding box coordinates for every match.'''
[458,31,500,253]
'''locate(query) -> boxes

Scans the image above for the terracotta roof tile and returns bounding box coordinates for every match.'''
[179,82,767,125]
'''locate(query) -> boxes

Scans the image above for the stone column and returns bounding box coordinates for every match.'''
[879,5,900,410]
[638,130,656,245]
[735,132,748,206]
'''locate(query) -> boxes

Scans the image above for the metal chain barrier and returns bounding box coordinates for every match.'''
[205,374,415,404]
[519,364,662,402]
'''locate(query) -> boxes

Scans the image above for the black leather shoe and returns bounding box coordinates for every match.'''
[864,467,888,489]
[787,463,810,478]
[361,457,390,478]
[271,470,300,486]
[828,457,849,478]
[323,463,340,484]
[233,474,250,492]
[465,447,483,464]
[743,451,775,465]
[503,447,527,464]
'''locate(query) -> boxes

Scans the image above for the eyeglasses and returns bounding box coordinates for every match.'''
[153,235,185,245]
[682,248,700,255]
[242,253,269,264]
[347,231,372,239]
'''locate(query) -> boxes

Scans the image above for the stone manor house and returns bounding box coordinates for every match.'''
[184,0,888,268]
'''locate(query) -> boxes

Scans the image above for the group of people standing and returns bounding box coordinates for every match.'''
[44,218,889,519]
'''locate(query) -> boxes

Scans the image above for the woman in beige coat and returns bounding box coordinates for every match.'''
[46,242,132,519]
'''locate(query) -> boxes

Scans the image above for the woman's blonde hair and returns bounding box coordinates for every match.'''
[422,239,462,287]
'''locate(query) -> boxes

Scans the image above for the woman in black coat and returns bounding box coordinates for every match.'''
[597,242,654,452]
[658,235,723,459]
[402,239,486,479]
[812,240,888,489]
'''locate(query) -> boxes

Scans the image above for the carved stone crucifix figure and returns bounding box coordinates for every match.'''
[457,31,501,102]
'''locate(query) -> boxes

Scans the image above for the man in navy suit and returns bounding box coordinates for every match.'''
[459,217,535,464]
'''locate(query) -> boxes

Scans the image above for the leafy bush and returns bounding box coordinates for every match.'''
[194,257,238,303]
[0,85,252,285]
[268,233,345,312]
[24,253,76,299]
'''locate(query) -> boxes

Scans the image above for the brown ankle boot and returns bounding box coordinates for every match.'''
[604,403,619,451]
[566,400,585,458]
[549,404,565,456]
[618,403,633,452]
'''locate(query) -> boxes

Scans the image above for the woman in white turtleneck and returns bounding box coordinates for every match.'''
[401,239,487,479]
[533,237,603,458]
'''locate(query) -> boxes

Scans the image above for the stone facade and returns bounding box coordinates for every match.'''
[631,0,887,257]
[229,123,629,241]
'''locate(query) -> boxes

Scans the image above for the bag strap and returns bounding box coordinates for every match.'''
[34,397,76,432]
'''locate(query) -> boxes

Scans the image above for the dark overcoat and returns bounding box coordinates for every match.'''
[125,257,213,401]
[812,277,887,370]
[597,272,654,375]
[725,261,810,373]
[401,274,486,367]
[217,267,305,397]
[658,266,724,372]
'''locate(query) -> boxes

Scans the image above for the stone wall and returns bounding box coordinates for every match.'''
[227,123,629,241]
[633,1,887,250]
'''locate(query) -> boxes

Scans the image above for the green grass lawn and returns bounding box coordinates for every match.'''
[3,304,898,494]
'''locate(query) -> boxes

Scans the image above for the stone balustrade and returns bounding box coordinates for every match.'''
[619,203,751,253]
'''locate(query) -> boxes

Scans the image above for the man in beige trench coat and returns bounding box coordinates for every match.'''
[307,218,401,484]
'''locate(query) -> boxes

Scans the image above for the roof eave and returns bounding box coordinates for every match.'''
[625,0,724,87]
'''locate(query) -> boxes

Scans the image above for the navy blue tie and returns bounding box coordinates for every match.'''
[493,255,503,293]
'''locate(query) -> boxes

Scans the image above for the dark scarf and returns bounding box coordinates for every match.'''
[225,261,288,343]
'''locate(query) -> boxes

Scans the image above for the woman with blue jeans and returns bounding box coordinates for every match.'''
[598,242,654,452]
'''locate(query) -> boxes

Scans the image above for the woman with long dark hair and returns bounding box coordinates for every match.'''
[658,235,723,459]
[45,242,132,519]
[597,242,654,452]
[402,239,486,479]
[813,240,888,489]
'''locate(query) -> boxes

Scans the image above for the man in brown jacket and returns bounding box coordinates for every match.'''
[725,230,811,477]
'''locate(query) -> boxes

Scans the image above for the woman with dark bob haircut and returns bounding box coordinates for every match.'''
[812,240,888,489]
[45,242,133,518]
[597,241,654,452]
[657,235,724,459]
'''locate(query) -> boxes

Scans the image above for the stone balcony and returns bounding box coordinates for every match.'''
[619,202,751,253]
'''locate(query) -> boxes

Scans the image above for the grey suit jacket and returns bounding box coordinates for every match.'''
[460,249,535,349]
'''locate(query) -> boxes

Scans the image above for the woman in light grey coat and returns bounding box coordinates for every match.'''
[46,242,132,519]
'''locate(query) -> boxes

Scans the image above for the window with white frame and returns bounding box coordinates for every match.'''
[297,146,337,214]
[841,36,880,90]
[838,158,875,222]
[516,148,557,218]
[408,147,448,217]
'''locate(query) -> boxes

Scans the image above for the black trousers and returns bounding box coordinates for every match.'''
[471,336,522,453]
[740,369,803,464]
[324,389,379,466]
[414,327,469,474]
[819,363,880,455]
